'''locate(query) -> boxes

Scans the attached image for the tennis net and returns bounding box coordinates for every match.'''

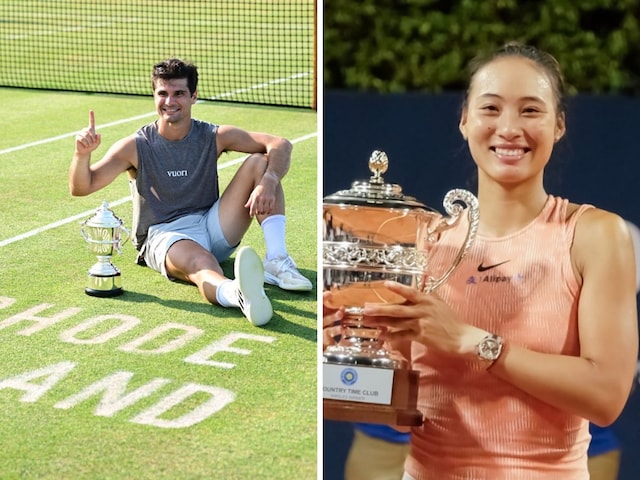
[1,1,316,109]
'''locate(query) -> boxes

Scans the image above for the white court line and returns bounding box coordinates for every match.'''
[0,95,313,156]
[5,23,112,41]
[0,113,157,156]
[0,132,317,249]
[208,72,312,101]
[3,17,310,41]
[0,197,131,248]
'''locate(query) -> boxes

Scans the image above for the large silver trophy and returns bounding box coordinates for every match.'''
[80,200,130,297]
[323,151,479,425]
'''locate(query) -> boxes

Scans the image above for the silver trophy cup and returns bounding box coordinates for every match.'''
[323,151,480,368]
[80,200,130,297]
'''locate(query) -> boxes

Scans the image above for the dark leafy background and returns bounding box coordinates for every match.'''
[324,0,640,95]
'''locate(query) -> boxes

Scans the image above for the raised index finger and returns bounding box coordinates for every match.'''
[89,110,96,134]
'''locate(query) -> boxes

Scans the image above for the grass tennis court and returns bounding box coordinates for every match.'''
[0,88,317,479]
[1,1,314,108]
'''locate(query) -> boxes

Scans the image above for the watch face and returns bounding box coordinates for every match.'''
[479,336,502,361]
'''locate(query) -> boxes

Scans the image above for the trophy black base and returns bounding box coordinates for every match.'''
[323,368,423,426]
[85,286,124,297]
[85,272,123,298]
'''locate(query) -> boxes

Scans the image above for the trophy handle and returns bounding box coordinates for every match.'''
[424,189,479,293]
[114,225,131,254]
[80,222,89,242]
[79,220,130,255]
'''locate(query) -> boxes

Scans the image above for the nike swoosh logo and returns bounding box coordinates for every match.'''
[477,260,510,272]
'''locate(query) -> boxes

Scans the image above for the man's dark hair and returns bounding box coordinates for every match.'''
[151,58,198,95]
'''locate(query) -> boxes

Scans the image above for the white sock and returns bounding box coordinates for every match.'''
[261,214,287,260]
[216,279,239,308]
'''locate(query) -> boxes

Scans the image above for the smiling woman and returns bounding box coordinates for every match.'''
[325,42,639,480]
[459,43,566,210]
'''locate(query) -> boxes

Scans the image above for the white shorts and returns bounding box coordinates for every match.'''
[137,200,238,278]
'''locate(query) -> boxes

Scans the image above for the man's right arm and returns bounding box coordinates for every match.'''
[69,111,136,196]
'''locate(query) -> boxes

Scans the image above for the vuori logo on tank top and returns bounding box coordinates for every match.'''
[166,170,188,177]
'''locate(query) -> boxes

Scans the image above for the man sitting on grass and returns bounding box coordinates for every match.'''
[69,57,312,326]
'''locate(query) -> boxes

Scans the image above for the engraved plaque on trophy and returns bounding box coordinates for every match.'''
[323,150,479,426]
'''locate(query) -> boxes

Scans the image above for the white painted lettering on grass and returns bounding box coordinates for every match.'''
[131,383,235,429]
[0,296,16,309]
[184,332,277,369]
[54,371,171,416]
[0,304,82,335]
[119,323,204,354]
[59,314,140,344]
[0,303,276,370]
[0,302,279,428]
[0,362,236,428]
[0,361,76,402]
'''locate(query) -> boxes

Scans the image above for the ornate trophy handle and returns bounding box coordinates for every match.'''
[80,222,90,243]
[79,218,130,255]
[424,188,479,293]
[114,224,130,254]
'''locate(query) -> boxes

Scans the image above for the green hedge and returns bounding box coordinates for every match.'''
[324,0,640,95]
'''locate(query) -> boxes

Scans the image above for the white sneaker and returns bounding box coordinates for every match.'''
[234,246,273,326]
[263,255,313,291]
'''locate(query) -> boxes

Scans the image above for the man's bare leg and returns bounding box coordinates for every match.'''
[165,239,272,326]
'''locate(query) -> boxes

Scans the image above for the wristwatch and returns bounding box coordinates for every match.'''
[476,334,504,365]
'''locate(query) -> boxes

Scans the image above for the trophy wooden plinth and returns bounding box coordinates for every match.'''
[323,367,423,426]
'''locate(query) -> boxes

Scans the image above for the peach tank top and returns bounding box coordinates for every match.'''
[405,195,592,480]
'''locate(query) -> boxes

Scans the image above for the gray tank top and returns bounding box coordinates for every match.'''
[130,119,219,249]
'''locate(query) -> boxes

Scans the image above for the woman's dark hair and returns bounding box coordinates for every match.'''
[463,42,567,117]
[151,58,198,95]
